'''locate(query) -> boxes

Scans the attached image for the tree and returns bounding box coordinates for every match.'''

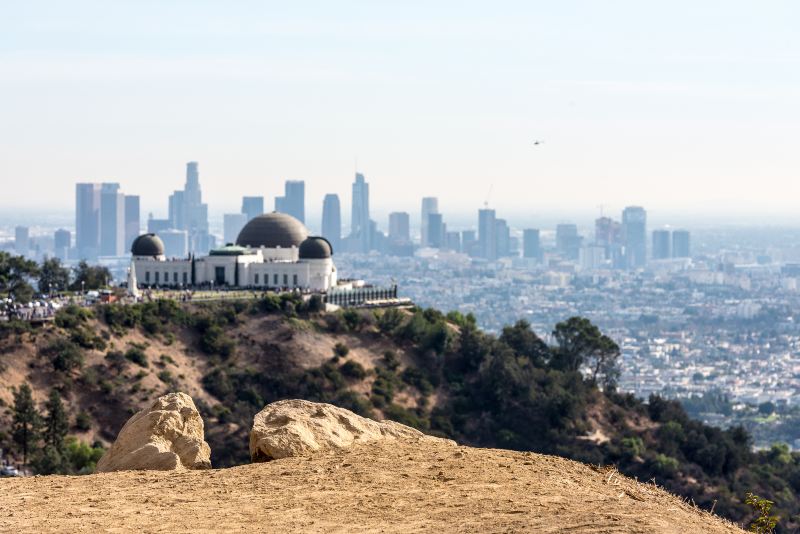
[69,261,112,291]
[0,251,39,302]
[500,320,550,367]
[551,317,621,389]
[38,257,70,294]
[43,389,69,449]
[12,383,41,464]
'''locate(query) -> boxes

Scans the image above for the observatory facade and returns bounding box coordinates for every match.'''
[129,212,337,292]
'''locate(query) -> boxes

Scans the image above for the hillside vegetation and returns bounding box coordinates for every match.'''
[1,296,798,531]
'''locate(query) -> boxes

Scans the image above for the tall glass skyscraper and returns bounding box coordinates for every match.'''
[241,196,264,222]
[76,183,101,260]
[420,197,438,246]
[275,181,305,223]
[478,208,497,260]
[622,206,647,269]
[652,229,671,260]
[350,173,370,253]
[321,193,342,252]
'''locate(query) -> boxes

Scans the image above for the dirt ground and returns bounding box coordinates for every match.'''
[0,440,744,534]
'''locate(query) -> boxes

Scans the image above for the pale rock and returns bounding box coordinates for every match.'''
[96,392,211,472]
[249,399,454,462]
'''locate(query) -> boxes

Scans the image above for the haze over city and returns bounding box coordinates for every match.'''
[3,1,800,221]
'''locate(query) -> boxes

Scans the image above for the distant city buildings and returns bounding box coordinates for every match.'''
[76,182,137,260]
[622,206,647,269]
[124,195,140,252]
[241,196,264,222]
[556,223,581,261]
[523,229,541,260]
[275,180,305,223]
[349,173,371,253]
[321,194,342,252]
[478,208,497,260]
[652,229,671,260]
[420,197,439,247]
[495,218,510,258]
[672,230,690,258]
[389,212,410,244]
[54,229,71,261]
[168,162,211,254]
[14,226,29,257]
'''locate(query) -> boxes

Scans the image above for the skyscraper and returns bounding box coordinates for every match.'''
[495,219,511,257]
[242,196,264,222]
[124,195,140,252]
[672,230,690,258]
[275,180,305,223]
[321,194,342,252]
[420,197,439,246]
[478,208,497,260]
[168,162,210,254]
[622,206,647,268]
[14,226,29,257]
[223,213,248,244]
[427,213,445,248]
[100,183,125,256]
[54,229,71,261]
[523,229,541,260]
[76,183,101,259]
[556,223,581,261]
[595,217,624,268]
[461,230,478,257]
[388,212,410,243]
[652,229,671,260]
[349,173,370,253]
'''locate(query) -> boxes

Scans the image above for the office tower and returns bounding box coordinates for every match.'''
[241,196,264,222]
[14,226,30,257]
[223,213,248,244]
[388,212,410,243]
[99,183,125,256]
[595,217,624,268]
[427,213,445,248]
[158,229,189,259]
[420,197,439,246]
[556,223,581,261]
[75,183,101,259]
[478,208,497,260]
[495,219,511,257]
[672,230,690,258]
[522,229,541,260]
[124,195,140,252]
[54,229,71,261]
[580,244,607,271]
[167,162,210,254]
[349,173,370,253]
[445,231,462,252]
[321,194,342,251]
[622,206,647,268]
[275,180,305,223]
[652,229,671,260]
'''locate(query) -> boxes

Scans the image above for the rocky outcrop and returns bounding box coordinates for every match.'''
[249,399,453,462]
[96,392,211,472]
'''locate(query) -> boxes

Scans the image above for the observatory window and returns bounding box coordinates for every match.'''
[145,271,150,283]
[155,272,160,284]
[293,274,298,286]
[183,272,188,285]
[254,274,259,285]
[283,274,288,286]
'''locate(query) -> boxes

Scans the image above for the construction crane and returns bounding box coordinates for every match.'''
[484,184,493,208]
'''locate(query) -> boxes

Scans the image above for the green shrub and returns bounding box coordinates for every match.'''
[125,347,148,367]
[340,360,367,380]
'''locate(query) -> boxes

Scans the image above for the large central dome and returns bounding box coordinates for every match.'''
[236,212,309,249]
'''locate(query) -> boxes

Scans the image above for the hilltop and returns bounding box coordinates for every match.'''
[1,296,798,530]
[0,438,744,534]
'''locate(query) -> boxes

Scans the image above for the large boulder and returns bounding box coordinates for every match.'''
[96,392,212,472]
[249,399,453,462]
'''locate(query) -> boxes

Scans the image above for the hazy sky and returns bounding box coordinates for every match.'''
[2,1,799,224]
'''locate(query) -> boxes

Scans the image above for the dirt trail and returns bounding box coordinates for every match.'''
[0,440,744,533]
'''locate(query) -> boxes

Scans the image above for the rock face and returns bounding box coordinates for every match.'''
[249,399,453,462]
[96,392,211,472]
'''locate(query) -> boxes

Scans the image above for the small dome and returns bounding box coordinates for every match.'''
[299,236,333,259]
[236,212,309,249]
[131,233,165,257]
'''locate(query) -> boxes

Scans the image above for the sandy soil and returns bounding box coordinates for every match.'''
[0,440,744,534]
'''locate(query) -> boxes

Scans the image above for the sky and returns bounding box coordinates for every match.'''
[2,1,800,227]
